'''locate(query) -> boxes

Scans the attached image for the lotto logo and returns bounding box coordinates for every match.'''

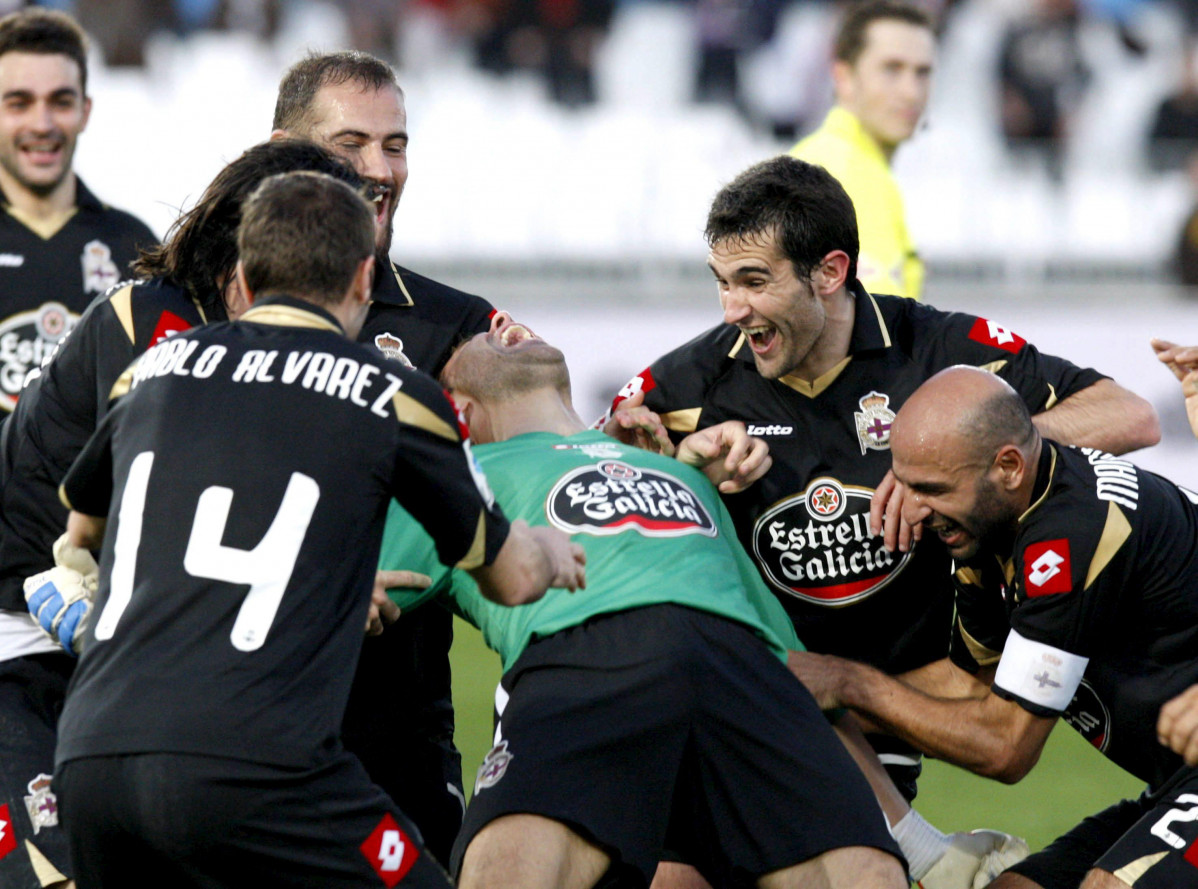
[0,804,16,860]
[1023,540,1072,596]
[360,814,419,887]
[150,310,193,346]
[967,318,1026,354]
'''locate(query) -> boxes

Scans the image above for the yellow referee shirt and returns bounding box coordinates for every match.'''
[790,106,923,300]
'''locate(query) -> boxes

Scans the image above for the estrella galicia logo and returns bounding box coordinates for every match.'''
[753,477,909,607]
[547,460,716,537]
[1062,678,1111,753]
[0,302,78,410]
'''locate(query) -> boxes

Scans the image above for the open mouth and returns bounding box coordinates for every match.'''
[743,324,777,354]
[498,322,539,347]
[365,183,391,225]
[19,138,63,166]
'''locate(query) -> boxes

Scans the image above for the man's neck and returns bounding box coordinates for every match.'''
[488,389,587,443]
[0,168,77,223]
[787,288,857,383]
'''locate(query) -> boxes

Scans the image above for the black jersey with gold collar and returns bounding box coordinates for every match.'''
[56,296,509,768]
[0,277,210,612]
[0,179,156,412]
[360,261,494,376]
[951,443,1198,789]
[610,285,1105,675]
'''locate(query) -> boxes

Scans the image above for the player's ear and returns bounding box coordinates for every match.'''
[812,250,850,295]
[353,255,375,305]
[993,444,1025,491]
[229,261,254,318]
[269,129,291,142]
[79,95,92,132]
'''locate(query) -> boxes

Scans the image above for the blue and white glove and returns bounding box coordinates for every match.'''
[24,534,99,656]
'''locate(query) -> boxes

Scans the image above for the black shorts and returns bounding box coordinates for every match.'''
[55,751,452,888]
[450,604,904,887]
[1010,765,1198,889]
[0,652,75,889]
[343,606,464,865]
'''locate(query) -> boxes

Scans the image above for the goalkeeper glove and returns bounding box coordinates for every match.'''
[24,534,99,656]
[917,829,1030,889]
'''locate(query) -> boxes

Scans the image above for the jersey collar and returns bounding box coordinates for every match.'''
[1018,443,1058,525]
[240,295,345,334]
[847,280,892,355]
[0,175,103,212]
[821,106,889,167]
[371,260,415,308]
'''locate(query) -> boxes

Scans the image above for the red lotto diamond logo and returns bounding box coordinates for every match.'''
[150,310,192,346]
[968,318,1026,354]
[361,813,419,887]
[0,804,17,860]
[1023,539,1072,596]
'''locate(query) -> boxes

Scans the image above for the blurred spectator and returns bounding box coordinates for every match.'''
[341,0,402,63]
[693,0,783,112]
[998,0,1091,178]
[474,0,614,106]
[1148,46,1198,173]
[1171,150,1198,285]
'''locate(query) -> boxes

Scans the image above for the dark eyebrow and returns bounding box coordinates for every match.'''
[329,128,408,143]
[2,87,80,101]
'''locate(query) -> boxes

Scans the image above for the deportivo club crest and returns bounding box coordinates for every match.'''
[373,332,415,369]
[81,240,120,294]
[23,774,57,834]
[547,460,717,538]
[854,391,896,454]
[475,740,514,792]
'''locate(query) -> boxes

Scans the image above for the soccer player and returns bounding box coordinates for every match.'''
[376,313,907,889]
[271,51,497,859]
[606,155,1159,815]
[789,0,934,299]
[0,139,364,889]
[48,171,584,888]
[0,8,155,413]
[790,365,1198,889]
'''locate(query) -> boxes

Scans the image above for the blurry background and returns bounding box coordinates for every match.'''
[18,0,1196,853]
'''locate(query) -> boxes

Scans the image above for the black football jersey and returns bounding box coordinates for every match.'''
[361,261,494,376]
[0,278,210,612]
[55,296,509,768]
[0,179,156,412]
[951,444,1198,789]
[609,285,1105,675]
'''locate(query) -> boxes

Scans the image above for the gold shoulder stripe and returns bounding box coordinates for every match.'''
[1043,383,1059,411]
[728,331,746,359]
[958,620,1002,666]
[58,483,73,510]
[5,204,76,240]
[239,304,341,332]
[779,355,852,398]
[26,840,67,885]
[954,565,983,587]
[192,296,209,325]
[1019,446,1058,523]
[660,408,700,434]
[1113,852,1168,885]
[455,512,487,570]
[977,359,1009,374]
[391,263,414,307]
[108,365,134,402]
[1085,501,1132,590]
[866,293,892,348]
[392,390,458,441]
[1002,556,1015,586]
[110,283,136,343]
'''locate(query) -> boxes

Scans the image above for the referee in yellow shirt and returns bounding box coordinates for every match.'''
[791,1,935,300]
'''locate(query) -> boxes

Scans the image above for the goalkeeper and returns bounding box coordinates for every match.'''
[378,313,1027,889]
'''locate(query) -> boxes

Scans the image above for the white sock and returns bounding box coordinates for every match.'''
[892,808,951,881]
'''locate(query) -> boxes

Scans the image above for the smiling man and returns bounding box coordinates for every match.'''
[790,366,1198,889]
[790,0,934,300]
[270,51,497,866]
[606,157,1158,839]
[0,9,155,414]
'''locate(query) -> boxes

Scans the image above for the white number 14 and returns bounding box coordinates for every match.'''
[94,450,320,651]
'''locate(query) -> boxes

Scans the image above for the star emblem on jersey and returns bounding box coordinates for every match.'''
[81,239,120,293]
[0,804,16,861]
[23,774,57,834]
[853,391,896,454]
[546,460,717,538]
[752,477,909,606]
[373,332,415,369]
[967,318,1026,354]
[475,740,514,792]
[1023,540,1072,595]
[360,813,419,887]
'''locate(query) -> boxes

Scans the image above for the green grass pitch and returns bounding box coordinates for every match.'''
[449,616,1147,853]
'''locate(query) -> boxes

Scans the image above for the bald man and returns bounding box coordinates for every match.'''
[789,366,1198,889]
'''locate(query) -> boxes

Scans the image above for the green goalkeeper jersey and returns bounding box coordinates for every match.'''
[378,429,802,670]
